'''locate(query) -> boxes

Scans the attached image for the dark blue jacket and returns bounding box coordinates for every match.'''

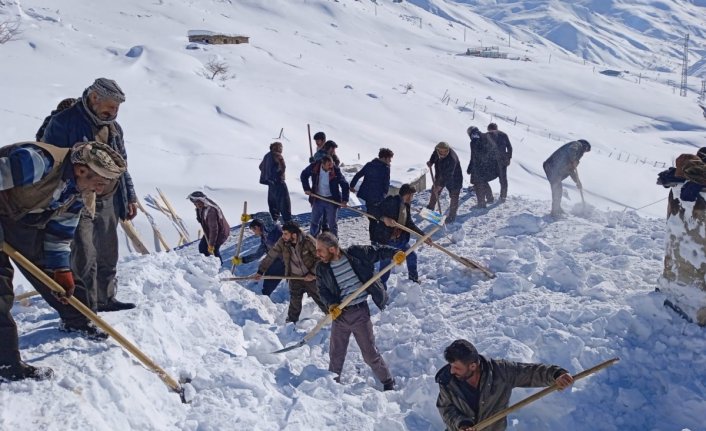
[350,158,390,205]
[242,225,283,264]
[316,245,396,311]
[370,195,424,244]
[300,160,350,204]
[42,99,137,220]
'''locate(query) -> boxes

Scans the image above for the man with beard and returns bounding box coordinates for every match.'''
[42,78,137,313]
[426,142,463,223]
[1,141,127,381]
[315,232,404,391]
[254,221,326,323]
[436,339,574,431]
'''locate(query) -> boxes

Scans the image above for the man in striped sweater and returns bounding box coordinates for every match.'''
[315,232,404,391]
[0,141,126,382]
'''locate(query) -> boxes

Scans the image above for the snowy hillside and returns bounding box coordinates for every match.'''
[3,195,706,430]
[1,0,706,430]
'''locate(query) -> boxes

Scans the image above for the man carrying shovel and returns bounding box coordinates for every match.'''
[371,184,426,285]
[0,141,126,381]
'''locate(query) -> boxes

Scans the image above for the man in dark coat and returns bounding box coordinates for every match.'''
[467,127,499,208]
[543,140,591,217]
[187,191,230,262]
[350,148,393,241]
[35,98,76,142]
[427,142,464,223]
[300,155,350,236]
[309,131,326,163]
[436,339,574,431]
[315,232,403,391]
[487,123,512,202]
[232,219,285,296]
[312,140,341,166]
[371,184,425,285]
[259,141,292,223]
[1,141,127,381]
[42,78,137,313]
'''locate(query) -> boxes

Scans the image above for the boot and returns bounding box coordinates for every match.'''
[382,378,396,391]
[0,361,54,382]
[59,320,109,341]
[97,299,136,312]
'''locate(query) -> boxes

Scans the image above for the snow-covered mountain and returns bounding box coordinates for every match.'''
[1,0,705,430]
[416,0,706,74]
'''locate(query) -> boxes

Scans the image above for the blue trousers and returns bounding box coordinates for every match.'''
[310,200,339,237]
[379,237,418,286]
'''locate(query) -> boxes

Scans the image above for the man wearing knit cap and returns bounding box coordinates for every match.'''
[0,140,126,382]
[42,78,138,312]
[426,142,464,223]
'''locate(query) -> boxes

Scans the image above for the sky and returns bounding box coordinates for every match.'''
[0,0,705,430]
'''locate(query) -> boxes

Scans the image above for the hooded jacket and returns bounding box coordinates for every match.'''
[467,131,500,184]
[435,356,567,431]
[191,195,230,248]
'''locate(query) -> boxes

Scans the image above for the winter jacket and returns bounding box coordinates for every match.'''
[259,150,286,186]
[429,148,463,191]
[543,141,588,183]
[257,232,318,276]
[300,160,350,204]
[41,96,137,220]
[316,245,396,311]
[370,195,423,244]
[487,130,512,164]
[191,197,230,248]
[436,356,567,431]
[310,149,341,166]
[467,132,499,184]
[242,225,283,264]
[0,142,85,269]
[350,158,391,205]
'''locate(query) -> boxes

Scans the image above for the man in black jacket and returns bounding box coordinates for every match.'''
[436,339,574,431]
[258,142,291,223]
[427,142,463,223]
[315,232,404,391]
[232,219,284,296]
[371,184,424,285]
[350,148,393,240]
[487,123,512,202]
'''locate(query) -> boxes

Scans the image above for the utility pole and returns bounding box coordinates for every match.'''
[700,79,706,103]
[680,33,689,97]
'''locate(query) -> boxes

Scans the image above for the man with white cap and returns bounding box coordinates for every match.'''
[42,78,138,312]
[0,140,126,382]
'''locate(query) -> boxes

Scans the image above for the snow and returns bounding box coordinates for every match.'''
[1,0,706,430]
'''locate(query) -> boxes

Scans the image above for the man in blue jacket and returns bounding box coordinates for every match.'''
[350,148,393,241]
[0,141,126,381]
[42,78,138,313]
[232,219,285,296]
[300,155,350,236]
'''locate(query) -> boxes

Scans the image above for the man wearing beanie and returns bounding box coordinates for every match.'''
[426,142,464,223]
[42,78,137,313]
[0,140,127,381]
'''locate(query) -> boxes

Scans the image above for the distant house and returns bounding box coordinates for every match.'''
[465,46,508,59]
[187,30,249,45]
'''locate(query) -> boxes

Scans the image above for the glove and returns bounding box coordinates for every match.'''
[328,304,342,320]
[207,245,215,254]
[231,256,243,266]
[680,181,704,202]
[393,251,406,265]
[241,213,252,223]
[53,269,75,298]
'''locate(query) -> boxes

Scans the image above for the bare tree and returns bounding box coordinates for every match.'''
[0,19,21,44]
[199,57,234,81]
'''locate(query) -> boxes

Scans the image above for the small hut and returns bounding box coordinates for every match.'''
[187,30,249,45]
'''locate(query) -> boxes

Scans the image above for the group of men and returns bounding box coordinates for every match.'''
[1,77,137,381]
[1,79,582,430]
